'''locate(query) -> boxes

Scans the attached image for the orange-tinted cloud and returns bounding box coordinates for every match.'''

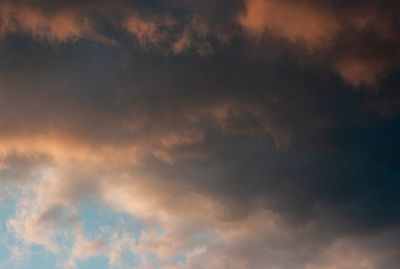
[335,57,387,87]
[123,14,175,46]
[239,0,339,48]
[239,0,400,87]
[0,0,399,88]
[0,2,91,42]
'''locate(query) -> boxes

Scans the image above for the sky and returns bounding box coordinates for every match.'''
[0,0,400,268]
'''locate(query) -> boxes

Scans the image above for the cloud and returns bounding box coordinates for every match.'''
[0,2,400,268]
[0,0,399,87]
[0,1,92,43]
[239,0,400,86]
[239,0,339,48]
[0,0,166,45]
[6,167,83,253]
[123,14,176,46]
[335,57,387,87]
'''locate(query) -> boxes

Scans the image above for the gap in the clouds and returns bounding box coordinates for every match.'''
[117,249,141,269]
[74,256,109,269]
[0,197,16,265]
[20,248,56,269]
[2,191,60,268]
[76,196,143,268]
[0,198,57,269]
[78,195,144,241]
[171,253,188,265]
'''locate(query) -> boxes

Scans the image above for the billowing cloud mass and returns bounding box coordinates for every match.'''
[0,1,400,269]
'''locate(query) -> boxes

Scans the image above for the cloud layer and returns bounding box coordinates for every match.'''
[0,0,399,85]
[0,1,400,269]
